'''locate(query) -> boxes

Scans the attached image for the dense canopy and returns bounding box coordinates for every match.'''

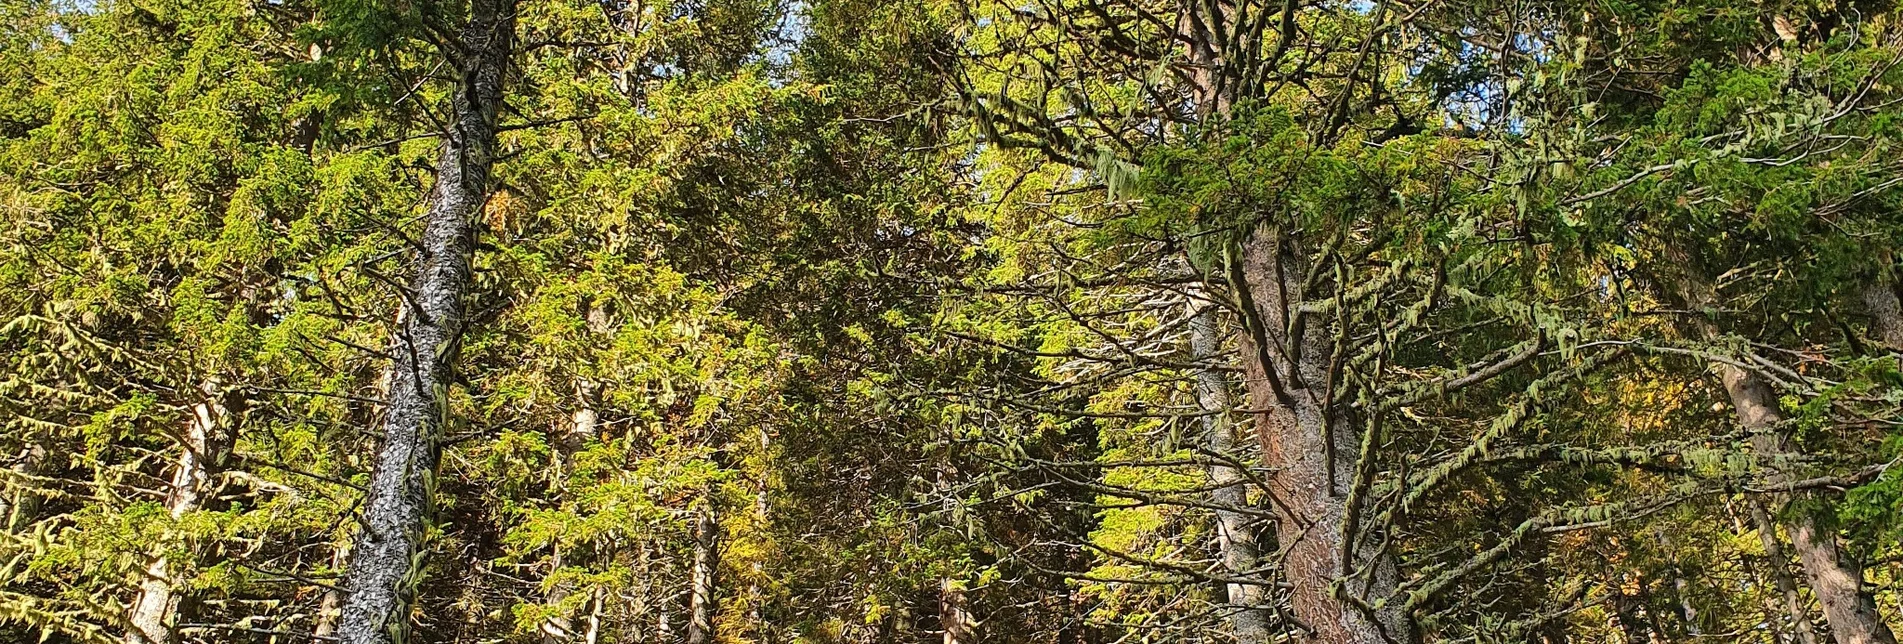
[0,0,1901,641]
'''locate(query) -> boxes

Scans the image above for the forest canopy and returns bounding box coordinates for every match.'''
[0,0,1901,641]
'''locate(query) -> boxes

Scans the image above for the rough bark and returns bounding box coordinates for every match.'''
[1234,227,1404,644]
[1720,363,1898,644]
[1664,264,1898,644]
[1861,280,1903,351]
[1751,499,1820,644]
[126,390,232,644]
[686,505,717,644]
[333,1,514,641]
[1187,290,1274,644]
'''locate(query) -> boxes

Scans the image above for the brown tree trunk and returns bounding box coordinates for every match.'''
[1234,228,1404,644]
[686,505,717,644]
[1663,264,1898,644]
[333,1,514,641]
[1187,290,1275,643]
[1751,499,1821,644]
[126,390,233,644]
[941,577,972,644]
[1720,364,1898,644]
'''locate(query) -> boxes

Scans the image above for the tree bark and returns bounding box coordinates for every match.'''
[1861,280,1903,351]
[1234,227,1405,644]
[686,505,717,644]
[1719,363,1898,644]
[1751,499,1820,644]
[126,390,232,644]
[1662,264,1899,644]
[333,1,514,641]
[1187,290,1274,644]
[1,441,45,534]
[940,577,972,644]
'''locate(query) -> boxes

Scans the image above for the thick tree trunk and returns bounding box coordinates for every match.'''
[127,392,231,644]
[1662,264,1899,644]
[1861,280,1903,350]
[686,505,717,644]
[1751,499,1821,644]
[1234,227,1404,644]
[1719,364,1898,644]
[333,2,513,642]
[1187,291,1274,644]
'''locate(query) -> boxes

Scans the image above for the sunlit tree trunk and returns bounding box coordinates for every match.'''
[1,441,44,534]
[1234,228,1405,644]
[126,390,232,644]
[940,577,972,644]
[1719,363,1897,644]
[1187,289,1274,643]
[334,0,515,641]
[686,505,717,644]
[1665,265,1898,644]
[1751,499,1821,644]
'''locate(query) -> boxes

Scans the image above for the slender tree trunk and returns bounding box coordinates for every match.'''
[686,505,717,644]
[314,542,348,641]
[940,577,972,644]
[1751,499,1821,644]
[1187,289,1274,644]
[1720,364,1898,644]
[1234,228,1405,644]
[1654,527,1701,636]
[1664,264,1899,644]
[1,441,44,534]
[334,1,514,641]
[127,391,232,644]
[542,401,599,643]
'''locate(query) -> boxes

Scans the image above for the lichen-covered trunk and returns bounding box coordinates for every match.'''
[126,394,230,644]
[1719,364,1897,644]
[686,505,717,644]
[1234,228,1404,644]
[1750,499,1821,644]
[334,1,513,641]
[1187,291,1274,644]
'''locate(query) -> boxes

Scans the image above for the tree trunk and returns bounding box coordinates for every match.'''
[333,1,514,641]
[1861,280,1903,350]
[1751,499,1820,644]
[940,577,972,644]
[542,402,599,643]
[1,441,45,534]
[686,505,717,644]
[314,542,348,641]
[1663,264,1899,644]
[1719,363,1898,644]
[1187,290,1274,644]
[1234,227,1405,644]
[126,391,232,644]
